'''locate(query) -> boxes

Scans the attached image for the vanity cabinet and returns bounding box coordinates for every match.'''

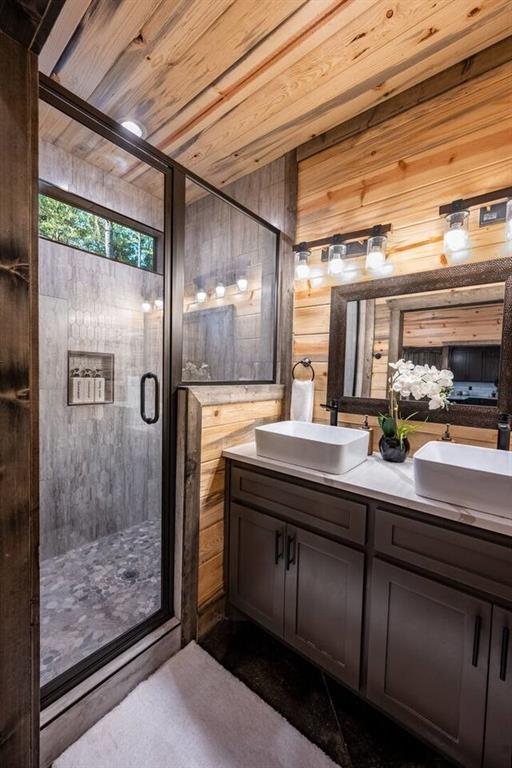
[229,501,365,690]
[366,560,490,768]
[226,459,512,768]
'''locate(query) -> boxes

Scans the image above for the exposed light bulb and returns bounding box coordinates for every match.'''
[328,242,346,276]
[141,301,151,313]
[506,199,512,241]
[295,248,311,279]
[121,119,144,138]
[365,235,388,273]
[237,276,248,292]
[444,228,469,251]
[215,282,226,299]
[444,210,470,253]
[196,288,207,303]
[154,298,164,310]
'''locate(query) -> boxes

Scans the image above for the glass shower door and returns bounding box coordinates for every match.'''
[38,97,172,702]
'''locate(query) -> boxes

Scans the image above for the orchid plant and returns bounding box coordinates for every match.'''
[379,359,454,449]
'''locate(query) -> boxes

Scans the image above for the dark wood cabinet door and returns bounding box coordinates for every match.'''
[367,560,490,768]
[229,503,285,636]
[284,526,364,690]
[484,607,512,768]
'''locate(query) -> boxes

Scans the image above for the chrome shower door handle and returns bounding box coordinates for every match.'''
[140,372,160,424]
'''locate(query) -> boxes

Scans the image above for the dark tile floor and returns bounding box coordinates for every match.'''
[200,619,454,768]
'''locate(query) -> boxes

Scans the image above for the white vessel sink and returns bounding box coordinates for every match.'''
[255,420,368,475]
[414,441,512,518]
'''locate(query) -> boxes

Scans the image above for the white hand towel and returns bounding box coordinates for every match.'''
[290,379,314,422]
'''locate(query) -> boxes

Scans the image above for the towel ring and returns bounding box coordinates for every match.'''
[292,358,315,381]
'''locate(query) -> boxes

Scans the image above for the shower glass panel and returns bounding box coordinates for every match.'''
[38,99,170,698]
[182,177,278,383]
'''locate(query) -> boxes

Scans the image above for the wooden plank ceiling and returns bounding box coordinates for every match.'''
[40,0,512,194]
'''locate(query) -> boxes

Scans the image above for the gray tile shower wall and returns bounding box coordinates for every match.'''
[39,239,163,559]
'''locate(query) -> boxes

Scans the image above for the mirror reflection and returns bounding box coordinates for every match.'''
[344,283,505,406]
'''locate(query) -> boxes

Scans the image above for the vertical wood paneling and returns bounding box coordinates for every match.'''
[0,29,39,768]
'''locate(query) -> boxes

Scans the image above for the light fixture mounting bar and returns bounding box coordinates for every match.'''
[439,186,512,216]
[292,223,391,252]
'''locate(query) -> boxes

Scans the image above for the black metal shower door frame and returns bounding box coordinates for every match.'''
[38,78,178,709]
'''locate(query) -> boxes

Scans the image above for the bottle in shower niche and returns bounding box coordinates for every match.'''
[70,367,83,404]
[81,368,95,403]
[93,368,106,403]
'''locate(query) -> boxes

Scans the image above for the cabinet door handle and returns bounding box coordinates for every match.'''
[286,535,296,571]
[500,626,509,681]
[472,615,482,667]
[274,530,283,565]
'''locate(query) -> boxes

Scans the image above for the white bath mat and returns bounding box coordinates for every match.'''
[54,641,336,768]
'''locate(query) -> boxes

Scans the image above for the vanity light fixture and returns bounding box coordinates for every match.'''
[365,225,389,273]
[236,276,248,292]
[215,282,226,299]
[294,225,391,279]
[196,287,207,303]
[439,187,512,258]
[327,235,347,275]
[294,244,311,279]
[141,301,151,313]
[120,119,145,138]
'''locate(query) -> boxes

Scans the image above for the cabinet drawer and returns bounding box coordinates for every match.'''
[231,466,366,545]
[375,508,512,602]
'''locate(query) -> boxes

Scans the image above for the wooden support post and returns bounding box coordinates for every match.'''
[0,28,39,768]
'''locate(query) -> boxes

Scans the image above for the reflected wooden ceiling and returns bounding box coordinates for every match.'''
[40,0,512,194]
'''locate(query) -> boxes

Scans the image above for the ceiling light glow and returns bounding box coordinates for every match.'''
[121,119,144,138]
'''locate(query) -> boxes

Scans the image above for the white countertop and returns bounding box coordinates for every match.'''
[223,442,512,539]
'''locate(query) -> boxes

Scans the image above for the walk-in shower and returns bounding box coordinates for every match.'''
[38,89,173,704]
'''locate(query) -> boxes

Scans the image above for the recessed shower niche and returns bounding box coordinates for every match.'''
[67,351,114,405]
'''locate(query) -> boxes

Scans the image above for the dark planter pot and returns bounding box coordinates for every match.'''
[379,435,410,463]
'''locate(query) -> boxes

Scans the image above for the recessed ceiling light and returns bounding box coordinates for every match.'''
[121,119,145,138]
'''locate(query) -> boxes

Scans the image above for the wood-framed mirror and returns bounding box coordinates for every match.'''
[327,257,512,428]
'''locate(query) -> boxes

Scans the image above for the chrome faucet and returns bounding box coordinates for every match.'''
[497,414,511,450]
[321,398,339,426]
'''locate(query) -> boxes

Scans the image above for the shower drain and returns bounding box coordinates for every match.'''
[121,568,139,581]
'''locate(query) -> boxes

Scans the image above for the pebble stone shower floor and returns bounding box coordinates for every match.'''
[40,519,161,686]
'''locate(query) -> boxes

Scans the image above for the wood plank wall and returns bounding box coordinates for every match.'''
[294,60,512,451]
